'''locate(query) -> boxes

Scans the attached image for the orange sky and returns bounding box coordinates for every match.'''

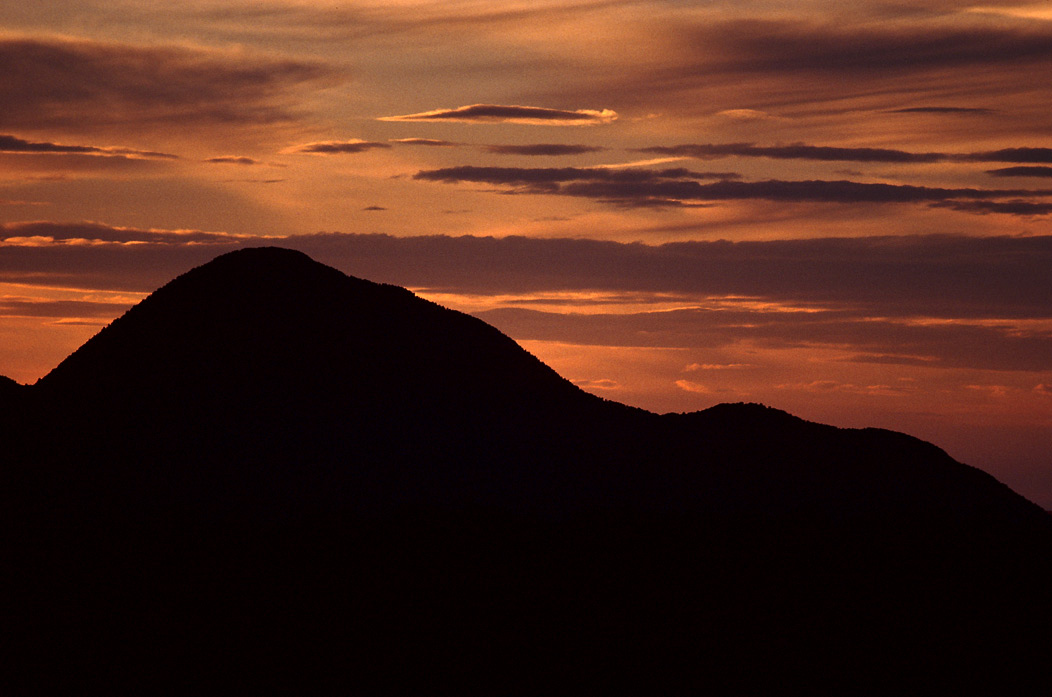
[1,1,1050,505]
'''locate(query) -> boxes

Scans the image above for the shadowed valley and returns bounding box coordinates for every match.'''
[5,248,1051,692]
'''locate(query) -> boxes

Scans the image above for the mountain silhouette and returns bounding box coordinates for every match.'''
[7,247,1052,693]
[0,373,20,393]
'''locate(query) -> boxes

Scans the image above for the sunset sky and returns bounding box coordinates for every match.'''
[2,1,1051,505]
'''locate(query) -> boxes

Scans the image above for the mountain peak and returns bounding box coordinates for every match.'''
[38,245,585,407]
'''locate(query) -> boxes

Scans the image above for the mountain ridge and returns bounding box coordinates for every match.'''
[12,246,1047,523]
[6,246,1051,692]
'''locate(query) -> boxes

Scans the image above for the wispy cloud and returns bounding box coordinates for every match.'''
[885,106,994,114]
[477,306,1052,372]
[930,200,1052,216]
[987,166,1052,178]
[484,144,607,156]
[684,18,1052,75]
[389,138,460,147]
[715,109,781,121]
[285,140,392,154]
[0,36,339,132]
[0,134,177,159]
[189,0,633,43]
[414,166,739,186]
[567,14,1052,122]
[572,378,620,390]
[0,221,251,246]
[205,156,264,165]
[380,104,617,125]
[0,297,133,320]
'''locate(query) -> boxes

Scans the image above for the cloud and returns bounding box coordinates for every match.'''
[413,164,740,207]
[930,200,1052,216]
[415,164,1052,210]
[0,221,250,246]
[0,199,47,207]
[484,144,607,156]
[0,222,256,291]
[286,140,392,154]
[414,165,739,186]
[0,298,133,320]
[675,380,713,394]
[1,134,107,155]
[886,107,994,114]
[967,148,1052,164]
[379,104,617,125]
[777,380,854,393]
[715,109,779,121]
[571,15,1052,120]
[684,363,751,371]
[689,18,1052,75]
[389,138,459,147]
[188,0,633,43]
[640,142,945,163]
[986,167,1052,178]
[0,134,177,159]
[0,36,339,132]
[0,152,169,174]
[476,306,1052,372]
[205,156,264,165]
[965,384,1011,398]
[774,380,914,397]
[572,378,620,390]
[641,143,1052,165]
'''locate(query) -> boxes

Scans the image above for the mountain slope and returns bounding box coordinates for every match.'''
[31,247,650,513]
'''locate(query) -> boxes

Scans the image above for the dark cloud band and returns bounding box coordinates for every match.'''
[414,165,1051,211]
[641,143,945,164]
[5,227,1049,322]
[641,143,1052,165]
[3,228,1050,372]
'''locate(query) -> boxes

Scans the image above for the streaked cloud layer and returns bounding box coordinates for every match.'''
[380,104,618,125]
[1,0,1049,504]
